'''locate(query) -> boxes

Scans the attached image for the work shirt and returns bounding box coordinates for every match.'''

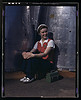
[33,38,55,63]
[34,38,55,49]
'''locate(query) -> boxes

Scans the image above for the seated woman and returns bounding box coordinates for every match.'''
[20,24,55,83]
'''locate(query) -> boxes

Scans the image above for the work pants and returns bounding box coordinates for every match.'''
[21,57,54,79]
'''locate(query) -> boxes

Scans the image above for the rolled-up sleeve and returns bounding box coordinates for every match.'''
[47,40,55,48]
[33,41,38,49]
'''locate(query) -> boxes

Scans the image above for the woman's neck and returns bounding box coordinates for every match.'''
[41,38,47,43]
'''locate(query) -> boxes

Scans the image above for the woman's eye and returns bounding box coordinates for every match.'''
[42,31,47,33]
[42,32,44,33]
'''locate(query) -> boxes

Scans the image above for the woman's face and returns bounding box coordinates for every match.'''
[40,28,48,40]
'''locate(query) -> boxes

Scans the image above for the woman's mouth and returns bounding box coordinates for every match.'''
[43,35,47,37]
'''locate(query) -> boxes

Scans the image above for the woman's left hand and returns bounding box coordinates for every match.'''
[26,52,35,59]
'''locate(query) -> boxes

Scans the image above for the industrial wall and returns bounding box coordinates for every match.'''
[5,6,76,72]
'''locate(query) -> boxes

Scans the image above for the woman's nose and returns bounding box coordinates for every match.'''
[44,32,47,34]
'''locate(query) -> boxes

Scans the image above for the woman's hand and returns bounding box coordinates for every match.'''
[26,52,35,59]
[22,52,27,59]
[22,52,35,59]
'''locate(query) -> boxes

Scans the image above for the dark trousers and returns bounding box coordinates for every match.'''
[21,57,54,79]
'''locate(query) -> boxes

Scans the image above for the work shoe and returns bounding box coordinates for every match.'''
[20,76,27,82]
[23,77,34,83]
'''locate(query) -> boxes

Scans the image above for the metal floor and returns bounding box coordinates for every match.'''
[4,76,76,98]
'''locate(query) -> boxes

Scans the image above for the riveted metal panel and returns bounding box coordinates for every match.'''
[46,6,76,71]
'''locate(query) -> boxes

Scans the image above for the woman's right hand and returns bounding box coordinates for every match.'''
[22,52,27,59]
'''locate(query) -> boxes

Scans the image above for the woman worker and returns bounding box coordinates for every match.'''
[20,24,55,83]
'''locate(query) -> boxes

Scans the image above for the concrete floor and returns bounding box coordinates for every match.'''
[4,75,76,98]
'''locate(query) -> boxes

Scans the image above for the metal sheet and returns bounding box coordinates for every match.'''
[47,6,76,70]
[5,6,34,71]
[5,6,76,72]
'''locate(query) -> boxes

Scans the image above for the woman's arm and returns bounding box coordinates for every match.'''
[34,47,52,58]
[30,48,37,53]
[22,48,37,59]
[26,47,53,59]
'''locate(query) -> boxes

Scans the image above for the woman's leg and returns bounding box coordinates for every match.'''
[25,57,41,79]
[21,58,53,79]
[21,59,28,74]
[39,59,54,75]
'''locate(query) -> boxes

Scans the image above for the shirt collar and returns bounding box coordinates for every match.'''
[39,38,48,44]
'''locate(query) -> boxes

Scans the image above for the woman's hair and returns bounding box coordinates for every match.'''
[37,24,48,33]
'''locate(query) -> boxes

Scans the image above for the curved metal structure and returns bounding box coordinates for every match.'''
[5,6,76,72]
